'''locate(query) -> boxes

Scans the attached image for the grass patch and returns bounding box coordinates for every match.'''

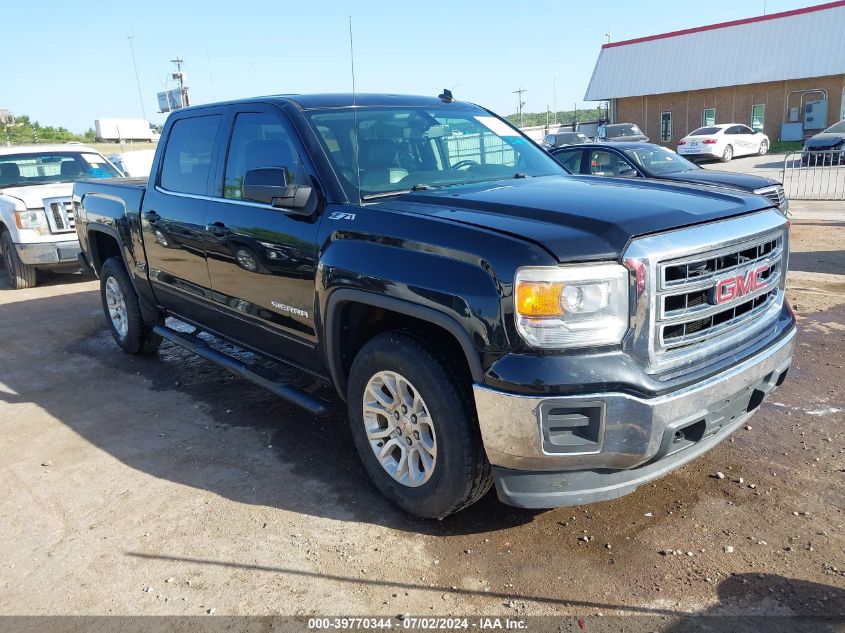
[769,140,803,155]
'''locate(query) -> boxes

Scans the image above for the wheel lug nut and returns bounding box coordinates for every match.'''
[405,437,413,446]
[410,415,417,424]
[396,426,402,435]
[413,431,419,440]
[393,411,400,420]
[401,405,408,414]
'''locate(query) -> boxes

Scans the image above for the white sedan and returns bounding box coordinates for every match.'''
[677,124,769,162]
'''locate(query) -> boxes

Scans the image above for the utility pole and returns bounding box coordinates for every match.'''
[605,29,612,43]
[171,57,190,107]
[553,77,558,125]
[513,87,527,127]
[128,33,147,120]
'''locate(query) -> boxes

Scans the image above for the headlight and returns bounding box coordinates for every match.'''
[14,210,50,235]
[514,263,629,348]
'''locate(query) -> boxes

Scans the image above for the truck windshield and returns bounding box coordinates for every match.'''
[0,151,120,188]
[624,145,698,174]
[305,107,563,200]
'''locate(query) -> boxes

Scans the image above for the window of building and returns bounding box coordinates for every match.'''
[703,108,716,126]
[751,104,765,133]
[223,112,307,202]
[660,112,672,142]
[159,115,221,195]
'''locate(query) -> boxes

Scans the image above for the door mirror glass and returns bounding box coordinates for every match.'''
[243,167,312,209]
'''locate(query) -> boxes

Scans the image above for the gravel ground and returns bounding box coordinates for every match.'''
[0,205,842,630]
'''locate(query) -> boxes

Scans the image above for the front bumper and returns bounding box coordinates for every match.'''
[473,326,796,508]
[15,240,81,267]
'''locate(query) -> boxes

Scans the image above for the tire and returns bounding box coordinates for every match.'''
[720,145,734,163]
[758,140,769,156]
[99,257,161,354]
[1,230,37,289]
[347,331,492,519]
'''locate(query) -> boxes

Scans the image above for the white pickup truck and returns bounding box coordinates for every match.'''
[0,145,121,288]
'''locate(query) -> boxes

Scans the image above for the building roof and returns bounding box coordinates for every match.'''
[584,1,845,101]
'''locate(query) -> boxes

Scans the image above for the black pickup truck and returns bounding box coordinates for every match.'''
[74,93,796,519]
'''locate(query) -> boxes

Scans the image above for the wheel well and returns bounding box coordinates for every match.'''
[89,230,122,274]
[334,301,474,397]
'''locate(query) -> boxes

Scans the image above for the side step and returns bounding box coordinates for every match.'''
[153,324,330,417]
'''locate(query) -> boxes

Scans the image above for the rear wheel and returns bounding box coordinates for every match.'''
[347,331,492,518]
[1,230,37,289]
[720,145,734,163]
[99,257,161,354]
[758,140,769,156]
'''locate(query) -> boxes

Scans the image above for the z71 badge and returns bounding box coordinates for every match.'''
[328,211,356,221]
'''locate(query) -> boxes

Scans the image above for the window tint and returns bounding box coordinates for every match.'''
[738,124,755,135]
[589,150,633,176]
[552,149,583,173]
[223,112,308,202]
[160,115,221,195]
[690,126,721,136]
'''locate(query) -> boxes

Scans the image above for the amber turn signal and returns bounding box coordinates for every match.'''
[516,282,564,316]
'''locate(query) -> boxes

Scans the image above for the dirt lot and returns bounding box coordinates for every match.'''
[0,205,843,629]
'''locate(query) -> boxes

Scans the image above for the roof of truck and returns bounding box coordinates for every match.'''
[0,144,102,156]
[179,93,483,112]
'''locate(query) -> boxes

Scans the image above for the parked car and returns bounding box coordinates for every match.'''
[541,131,592,149]
[0,145,121,288]
[801,119,845,165]
[677,124,769,162]
[597,122,649,143]
[107,149,156,177]
[550,142,788,212]
[74,93,795,519]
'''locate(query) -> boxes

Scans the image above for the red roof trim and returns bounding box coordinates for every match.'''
[603,0,845,48]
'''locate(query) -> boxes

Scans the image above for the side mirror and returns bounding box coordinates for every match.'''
[618,168,640,178]
[242,167,312,210]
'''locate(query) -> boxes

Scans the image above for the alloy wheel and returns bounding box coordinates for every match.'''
[105,276,129,340]
[362,370,437,487]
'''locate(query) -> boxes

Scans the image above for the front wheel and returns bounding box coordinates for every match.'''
[99,257,161,354]
[1,230,38,289]
[720,145,734,163]
[758,140,769,156]
[347,332,492,518]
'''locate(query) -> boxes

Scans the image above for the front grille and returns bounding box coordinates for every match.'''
[656,232,784,353]
[43,197,75,233]
[754,185,787,209]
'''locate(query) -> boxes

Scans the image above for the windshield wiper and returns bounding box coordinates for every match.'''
[360,189,411,201]
[514,172,529,179]
[410,183,434,191]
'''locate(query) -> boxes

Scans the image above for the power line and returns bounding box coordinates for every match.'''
[513,88,527,127]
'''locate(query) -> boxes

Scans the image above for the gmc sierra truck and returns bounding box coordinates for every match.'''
[74,94,796,519]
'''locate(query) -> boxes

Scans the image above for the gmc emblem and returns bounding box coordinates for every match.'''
[713,265,769,304]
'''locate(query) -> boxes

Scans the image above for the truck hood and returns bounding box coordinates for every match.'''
[394,175,772,262]
[0,182,74,208]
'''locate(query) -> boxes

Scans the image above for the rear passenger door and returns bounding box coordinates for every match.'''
[203,105,323,370]
[552,148,585,174]
[141,112,223,317]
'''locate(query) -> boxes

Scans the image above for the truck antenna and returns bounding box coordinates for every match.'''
[349,15,362,206]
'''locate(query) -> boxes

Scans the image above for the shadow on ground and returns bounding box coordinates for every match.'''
[0,287,539,536]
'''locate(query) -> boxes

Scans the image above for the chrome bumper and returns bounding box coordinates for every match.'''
[473,327,795,506]
[15,240,81,266]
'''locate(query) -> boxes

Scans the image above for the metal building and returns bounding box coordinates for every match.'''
[584,0,845,145]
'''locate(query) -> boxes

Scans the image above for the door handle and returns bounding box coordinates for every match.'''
[207,221,231,237]
[145,210,161,224]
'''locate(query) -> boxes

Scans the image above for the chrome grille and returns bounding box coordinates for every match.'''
[657,233,783,352]
[754,185,787,209]
[43,197,75,233]
[623,210,789,375]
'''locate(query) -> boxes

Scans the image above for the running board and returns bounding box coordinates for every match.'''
[153,324,330,417]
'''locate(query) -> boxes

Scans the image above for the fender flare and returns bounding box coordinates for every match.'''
[324,288,484,398]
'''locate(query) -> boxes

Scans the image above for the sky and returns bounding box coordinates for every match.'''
[3,0,827,133]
